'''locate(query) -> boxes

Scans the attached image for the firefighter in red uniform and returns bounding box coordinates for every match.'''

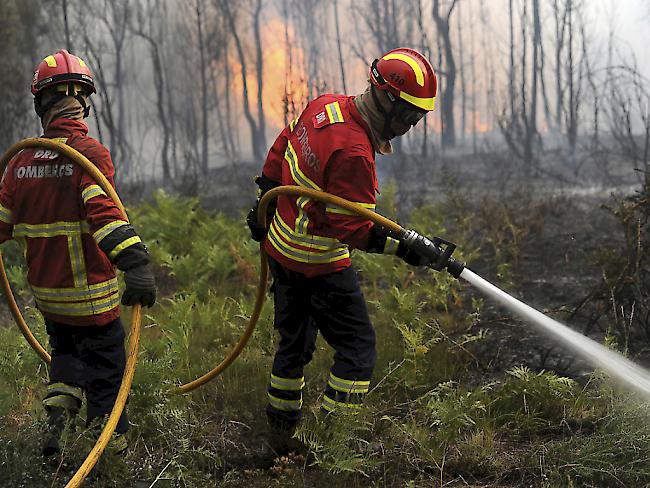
[247,47,463,453]
[0,49,156,456]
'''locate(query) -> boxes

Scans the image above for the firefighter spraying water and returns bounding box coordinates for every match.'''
[246,47,462,456]
[246,46,650,460]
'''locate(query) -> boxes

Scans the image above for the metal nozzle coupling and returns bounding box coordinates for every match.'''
[446,258,465,278]
[400,229,465,278]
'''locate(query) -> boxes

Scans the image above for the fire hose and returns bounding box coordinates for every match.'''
[177,185,650,400]
[0,138,141,488]
[5,143,650,485]
[173,185,464,395]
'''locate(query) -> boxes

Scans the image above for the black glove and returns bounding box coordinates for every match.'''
[247,204,269,242]
[396,229,441,267]
[366,225,388,253]
[122,264,156,307]
[366,225,402,254]
[246,174,280,242]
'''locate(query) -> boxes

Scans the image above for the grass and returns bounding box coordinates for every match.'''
[0,188,649,487]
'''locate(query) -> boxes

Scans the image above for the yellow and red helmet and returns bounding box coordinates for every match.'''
[31,49,96,96]
[370,47,437,112]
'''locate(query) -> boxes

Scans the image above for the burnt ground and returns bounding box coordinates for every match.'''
[465,193,620,381]
[422,149,645,384]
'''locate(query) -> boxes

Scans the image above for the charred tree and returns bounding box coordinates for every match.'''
[219,0,265,161]
[132,0,173,183]
[432,0,458,149]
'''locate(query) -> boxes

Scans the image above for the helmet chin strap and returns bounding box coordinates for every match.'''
[370,85,397,140]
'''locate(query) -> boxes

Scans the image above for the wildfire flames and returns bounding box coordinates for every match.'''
[228,19,309,131]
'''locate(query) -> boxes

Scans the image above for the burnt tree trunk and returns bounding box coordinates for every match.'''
[432,0,458,149]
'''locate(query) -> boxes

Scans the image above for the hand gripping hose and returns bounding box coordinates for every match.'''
[173,185,464,394]
[0,138,142,488]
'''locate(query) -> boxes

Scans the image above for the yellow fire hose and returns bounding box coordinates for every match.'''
[0,138,141,488]
[2,141,416,480]
[173,185,406,394]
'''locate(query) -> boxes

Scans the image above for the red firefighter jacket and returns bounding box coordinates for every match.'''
[263,94,388,277]
[0,119,140,325]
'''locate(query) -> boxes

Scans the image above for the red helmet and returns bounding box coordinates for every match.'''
[370,47,437,112]
[31,49,96,96]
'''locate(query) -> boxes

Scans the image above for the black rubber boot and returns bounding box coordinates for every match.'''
[43,407,76,457]
[86,415,129,457]
[267,421,304,456]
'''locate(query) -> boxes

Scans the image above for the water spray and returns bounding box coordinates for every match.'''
[460,268,650,397]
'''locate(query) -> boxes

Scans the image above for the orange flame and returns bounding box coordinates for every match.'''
[227,19,309,131]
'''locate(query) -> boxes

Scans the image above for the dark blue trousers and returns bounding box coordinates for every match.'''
[266,257,376,428]
[45,317,128,434]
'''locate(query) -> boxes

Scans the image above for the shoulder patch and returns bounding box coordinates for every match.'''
[312,101,345,129]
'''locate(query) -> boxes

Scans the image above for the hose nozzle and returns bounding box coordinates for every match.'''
[429,236,465,278]
[400,230,465,278]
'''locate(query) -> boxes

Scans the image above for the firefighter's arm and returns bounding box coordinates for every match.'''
[0,161,16,243]
[0,178,14,243]
[324,152,398,253]
[261,122,293,184]
[80,148,156,306]
[247,124,290,241]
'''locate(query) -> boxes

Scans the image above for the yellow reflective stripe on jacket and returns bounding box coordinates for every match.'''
[13,221,90,238]
[325,202,376,216]
[82,184,107,205]
[108,235,142,259]
[270,214,349,261]
[273,214,341,251]
[32,277,119,303]
[268,223,350,264]
[0,203,12,224]
[267,393,302,411]
[327,373,370,394]
[36,292,120,317]
[271,217,344,254]
[285,141,321,190]
[270,374,305,391]
[295,196,311,235]
[289,117,298,132]
[384,237,400,255]
[68,234,87,288]
[92,220,129,244]
[325,101,344,124]
[13,220,91,291]
[321,394,362,412]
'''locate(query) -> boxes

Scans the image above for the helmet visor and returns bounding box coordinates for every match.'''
[394,101,427,127]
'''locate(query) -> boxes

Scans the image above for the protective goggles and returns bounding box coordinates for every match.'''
[393,101,427,126]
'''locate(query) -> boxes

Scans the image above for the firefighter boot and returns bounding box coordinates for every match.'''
[267,420,304,456]
[86,415,129,457]
[43,406,77,457]
[42,384,82,457]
